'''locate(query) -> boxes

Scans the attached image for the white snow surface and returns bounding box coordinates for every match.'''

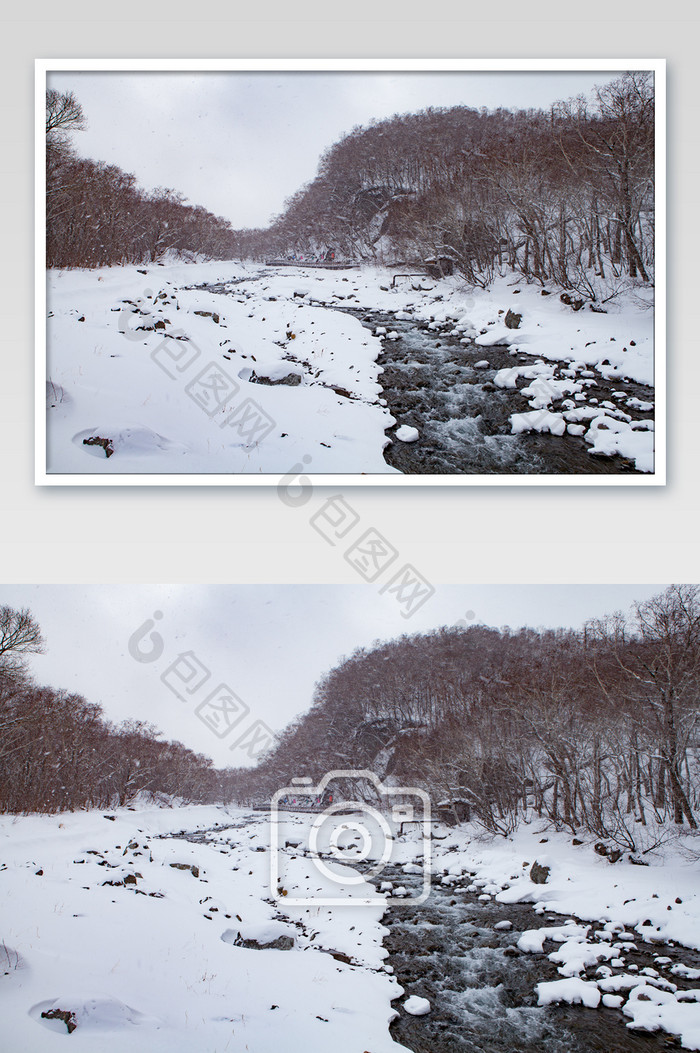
[0,804,407,1053]
[46,262,397,476]
[2,805,699,1050]
[46,262,655,475]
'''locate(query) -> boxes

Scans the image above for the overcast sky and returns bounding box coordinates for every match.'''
[47,69,623,228]
[2,584,666,768]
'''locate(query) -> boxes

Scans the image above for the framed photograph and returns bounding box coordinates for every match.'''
[37,59,665,485]
[2,582,698,1050]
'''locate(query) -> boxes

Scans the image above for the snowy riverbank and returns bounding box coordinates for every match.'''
[409,820,700,1050]
[2,804,698,1051]
[44,260,656,477]
[0,803,404,1053]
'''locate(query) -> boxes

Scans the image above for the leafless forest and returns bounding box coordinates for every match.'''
[234,585,699,852]
[2,586,698,856]
[46,89,237,268]
[46,73,654,302]
[0,605,221,812]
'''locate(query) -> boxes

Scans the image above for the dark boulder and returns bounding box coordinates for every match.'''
[529,861,550,884]
[170,862,200,877]
[234,932,294,951]
[249,371,302,387]
[41,1009,77,1034]
[83,435,114,458]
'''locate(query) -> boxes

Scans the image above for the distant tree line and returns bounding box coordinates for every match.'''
[46,90,239,269]
[238,586,699,851]
[0,604,235,813]
[240,72,654,300]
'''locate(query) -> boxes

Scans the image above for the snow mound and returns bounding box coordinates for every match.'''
[622,985,700,1049]
[510,410,566,437]
[521,376,581,408]
[549,936,619,976]
[32,995,160,1033]
[536,978,601,1009]
[585,416,654,472]
[403,995,431,1016]
[475,326,521,348]
[73,426,186,459]
[518,922,588,954]
[395,425,419,443]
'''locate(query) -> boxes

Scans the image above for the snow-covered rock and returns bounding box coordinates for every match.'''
[395,425,419,443]
[536,978,602,1009]
[403,995,431,1016]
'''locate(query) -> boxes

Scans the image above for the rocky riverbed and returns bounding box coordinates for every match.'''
[370,863,694,1053]
[340,306,654,476]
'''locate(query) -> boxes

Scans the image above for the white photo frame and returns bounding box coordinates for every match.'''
[36,58,665,486]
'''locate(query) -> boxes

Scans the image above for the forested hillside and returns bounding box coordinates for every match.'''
[45,90,238,268]
[238,585,698,850]
[0,605,224,812]
[7,584,691,851]
[242,72,655,299]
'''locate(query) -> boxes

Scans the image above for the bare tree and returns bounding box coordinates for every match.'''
[589,586,700,829]
[45,89,86,144]
[0,606,45,660]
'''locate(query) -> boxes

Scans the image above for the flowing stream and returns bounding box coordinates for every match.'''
[370,863,690,1053]
[175,823,690,1052]
[339,306,654,476]
[194,278,654,476]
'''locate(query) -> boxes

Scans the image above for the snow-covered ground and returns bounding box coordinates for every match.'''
[0,803,405,1053]
[2,803,698,1051]
[44,260,656,477]
[45,261,395,477]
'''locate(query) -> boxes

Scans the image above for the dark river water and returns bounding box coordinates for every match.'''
[370,863,689,1053]
[340,307,654,477]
